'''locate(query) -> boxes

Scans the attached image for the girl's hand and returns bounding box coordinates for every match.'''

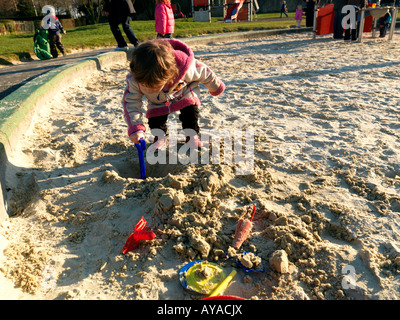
[130,131,145,144]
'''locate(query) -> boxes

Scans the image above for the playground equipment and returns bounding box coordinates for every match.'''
[191,0,259,22]
[312,2,398,42]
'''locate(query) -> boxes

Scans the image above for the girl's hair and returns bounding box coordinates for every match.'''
[130,40,179,88]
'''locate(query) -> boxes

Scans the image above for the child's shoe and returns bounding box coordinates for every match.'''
[186,135,202,149]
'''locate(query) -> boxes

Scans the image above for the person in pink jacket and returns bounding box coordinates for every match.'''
[155,0,175,38]
[294,5,305,27]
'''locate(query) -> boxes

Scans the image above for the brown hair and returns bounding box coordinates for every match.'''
[130,40,179,88]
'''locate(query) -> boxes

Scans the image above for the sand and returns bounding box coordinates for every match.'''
[1,32,400,300]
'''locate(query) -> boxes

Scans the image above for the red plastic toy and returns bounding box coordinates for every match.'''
[122,216,156,254]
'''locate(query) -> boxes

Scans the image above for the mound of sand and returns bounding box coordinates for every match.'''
[1,32,400,300]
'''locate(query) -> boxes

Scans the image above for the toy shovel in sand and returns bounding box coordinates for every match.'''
[135,138,146,180]
[232,205,256,250]
[122,216,155,254]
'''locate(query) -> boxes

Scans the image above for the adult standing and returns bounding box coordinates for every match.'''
[104,0,140,49]
[304,0,319,27]
[343,0,367,42]
[333,0,347,39]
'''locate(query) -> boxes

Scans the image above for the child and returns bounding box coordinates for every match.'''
[155,0,175,38]
[104,0,140,49]
[122,39,225,149]
[378,10,391,38]
[280,1,288,18]
[294,5,304,27]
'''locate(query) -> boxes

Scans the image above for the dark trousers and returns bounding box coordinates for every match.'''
[108,15,139,47]
[344,11,361,41]
[333,9,344,39]
[148,105,200,136]
[305,6,314,27]
[157,33,172,39]
[48,33,65,58]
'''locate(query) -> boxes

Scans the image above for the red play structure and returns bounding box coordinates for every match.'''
[191,0,257,22]
[314,3,374,36]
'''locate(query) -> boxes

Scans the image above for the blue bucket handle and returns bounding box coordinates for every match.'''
[134,138,146,180]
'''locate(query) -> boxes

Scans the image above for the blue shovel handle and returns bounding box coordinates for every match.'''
[134,138,146,179]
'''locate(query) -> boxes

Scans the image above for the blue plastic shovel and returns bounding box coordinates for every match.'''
[135,138,146,180]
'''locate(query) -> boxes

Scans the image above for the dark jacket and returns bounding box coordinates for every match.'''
[347,0,367,8]
[43,15,64,35]
[104,0,135,17]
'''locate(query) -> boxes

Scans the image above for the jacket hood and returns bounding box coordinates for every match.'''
[165,38,194,84]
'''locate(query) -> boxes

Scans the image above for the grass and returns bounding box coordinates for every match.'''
[0,12,297,64]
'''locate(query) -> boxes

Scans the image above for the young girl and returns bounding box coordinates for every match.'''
[294,5,304,28]
[155,0,175,38]
[122,39,225,149]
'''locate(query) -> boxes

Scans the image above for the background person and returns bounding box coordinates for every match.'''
[41,6,66,58]
[304,0,319,27]
[280,1,289,18]
[155,0,175,38]
[295,5,305,27]
[378,9,391,38]
[333,0,347,39]
[343,0,367,42]
[104,0,139,49]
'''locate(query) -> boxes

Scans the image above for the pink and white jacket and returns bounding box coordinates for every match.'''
[122,39,225,136]
[155,2,175,35]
